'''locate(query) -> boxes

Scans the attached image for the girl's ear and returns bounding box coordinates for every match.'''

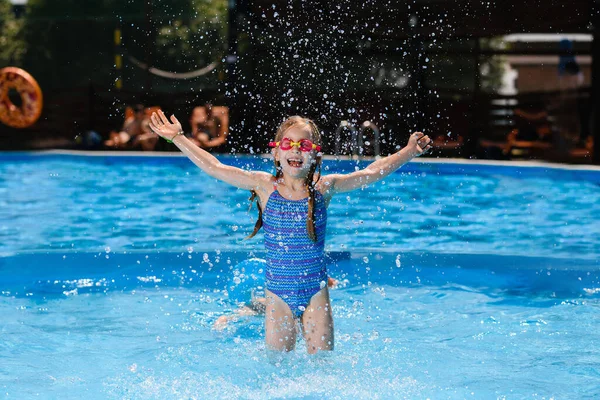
[272,147,279,161]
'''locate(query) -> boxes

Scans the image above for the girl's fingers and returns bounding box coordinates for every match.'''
[150,113,161,127]
[170,115,180,125]
[415,138,434,155]
[158,110,170,126]
[418,137,432,148]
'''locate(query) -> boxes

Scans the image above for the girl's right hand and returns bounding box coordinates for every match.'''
[149,110,183,141]
[406,131,433,157]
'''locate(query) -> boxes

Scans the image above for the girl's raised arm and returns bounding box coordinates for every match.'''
[149,111,271,191]
[321,132,432,195]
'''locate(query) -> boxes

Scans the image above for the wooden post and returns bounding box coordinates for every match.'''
[408,15,427,135]
[467,38,482,159]
[144,0,154,95]
[114,24,122,90]
[226,0,248,150]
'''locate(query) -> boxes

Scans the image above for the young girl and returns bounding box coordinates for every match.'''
[148,111,432,354]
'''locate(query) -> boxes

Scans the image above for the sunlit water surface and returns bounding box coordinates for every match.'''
[1,153,599,399]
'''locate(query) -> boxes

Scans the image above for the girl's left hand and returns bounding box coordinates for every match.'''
[149,111,183,141]
[407,132,433,157]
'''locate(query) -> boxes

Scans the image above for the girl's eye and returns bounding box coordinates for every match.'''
[300,140,312,150]
[280,139,292,148]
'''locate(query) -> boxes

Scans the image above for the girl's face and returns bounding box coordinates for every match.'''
[273,126,318,179]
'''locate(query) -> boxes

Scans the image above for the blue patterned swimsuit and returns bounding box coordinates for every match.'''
[263,188,328,318]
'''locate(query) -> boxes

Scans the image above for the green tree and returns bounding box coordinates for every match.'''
[480,37,507,93]
[0,0,25,66]
[125,0,227,92]
[19,0,117,89]
[155,0,227,70]
[17,0,227,91]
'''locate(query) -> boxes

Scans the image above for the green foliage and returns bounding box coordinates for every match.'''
[17,0,227,90]
[155,0,227,71]
[0,0,25,65]
[20,0,125,89]
[480,37,507,93]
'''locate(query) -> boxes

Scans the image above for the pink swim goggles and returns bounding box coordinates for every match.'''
[268,137,321,152]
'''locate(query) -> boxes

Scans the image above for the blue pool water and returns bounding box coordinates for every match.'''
[1,152,600,399]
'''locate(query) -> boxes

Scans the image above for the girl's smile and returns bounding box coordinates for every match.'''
[286,157,304,169]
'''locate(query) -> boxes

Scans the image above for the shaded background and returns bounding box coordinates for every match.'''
[0,0,598,163]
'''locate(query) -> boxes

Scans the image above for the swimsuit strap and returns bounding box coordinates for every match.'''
[271,181,319,199]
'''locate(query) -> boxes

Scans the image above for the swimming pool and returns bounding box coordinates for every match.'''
[1,151,599,398]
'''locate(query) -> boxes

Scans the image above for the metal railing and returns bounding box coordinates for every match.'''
[334,120,357,156]
[360,121,380,157]
[333,120,380,157]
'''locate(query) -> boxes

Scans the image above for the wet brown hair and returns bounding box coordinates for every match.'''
[246,116,323,242]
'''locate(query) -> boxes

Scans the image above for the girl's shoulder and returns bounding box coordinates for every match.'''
[254,172,277,189]
[252,174,277,213]
[315,175,334,203]
[254,173,277,195]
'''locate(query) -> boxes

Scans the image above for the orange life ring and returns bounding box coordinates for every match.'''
[0,67,43,128]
